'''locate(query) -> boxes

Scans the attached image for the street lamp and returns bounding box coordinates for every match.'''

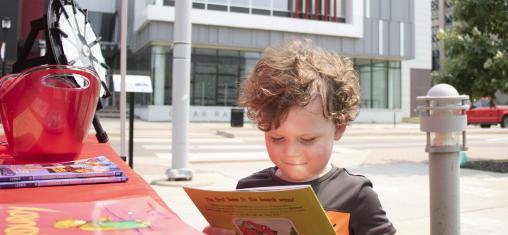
[416,84,469,235]
[2,17,12,76]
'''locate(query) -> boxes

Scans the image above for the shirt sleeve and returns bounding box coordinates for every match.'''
[350,182,396,235]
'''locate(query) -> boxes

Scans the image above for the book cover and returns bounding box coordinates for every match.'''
[0,196,202,234]
[0,156,122,182]
[0,175,128,189]
[184,185,335,235]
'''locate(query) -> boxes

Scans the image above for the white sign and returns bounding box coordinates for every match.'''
[1,42,5,61]
[112,74,153,93]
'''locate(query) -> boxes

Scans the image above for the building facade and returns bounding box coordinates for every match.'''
[430,0,452,71]
[1,0,432,122]
[130,0,431,122]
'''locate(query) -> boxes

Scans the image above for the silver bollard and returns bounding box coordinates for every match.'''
[416,84,469,235]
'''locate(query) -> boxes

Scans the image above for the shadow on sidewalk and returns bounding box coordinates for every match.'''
[349,160,508,177]
[461,159,508,173]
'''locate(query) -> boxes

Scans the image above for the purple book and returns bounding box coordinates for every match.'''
[0,156,123,182]
[0,175,128,189]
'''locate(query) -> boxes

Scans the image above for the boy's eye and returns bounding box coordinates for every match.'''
[300,137,316,143]
[270,137,284,143]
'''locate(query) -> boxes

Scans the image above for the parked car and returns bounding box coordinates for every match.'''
[467,98,508,128]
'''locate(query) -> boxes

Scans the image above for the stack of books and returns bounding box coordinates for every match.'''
[0,156,127,189]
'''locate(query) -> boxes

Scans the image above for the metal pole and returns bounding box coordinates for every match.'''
[1,32,6,76]
[201,82,205,105]
[120,0,128,158]
[417,84,468,235]
[429,152,460,235]
[166,0,193,180]
[393,109,396,128]
[224,85,227,106]
[128,93,135,168]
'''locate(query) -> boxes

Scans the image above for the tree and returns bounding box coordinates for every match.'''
[433,0,508,102]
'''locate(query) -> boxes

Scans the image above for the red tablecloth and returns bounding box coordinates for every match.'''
[0,135,203,234]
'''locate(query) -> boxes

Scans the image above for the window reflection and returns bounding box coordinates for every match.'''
[354,59,401,109]
[135,47,401,109]
[190,48,260,106]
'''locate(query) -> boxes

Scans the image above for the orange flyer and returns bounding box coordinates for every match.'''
[184,185,335,235]
[0,196,202,235]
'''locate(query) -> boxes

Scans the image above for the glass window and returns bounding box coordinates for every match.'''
[192,61,217,106]
[190,48,261,106]
[240,51,260,78]
[87,12,116,42]
[354,59,401,110]
[372,61,388,108]
[218,50,240,57]
[388,61,401,109]
[164,52,173,105]
[148,46,172,105]
[195,48,216,56]
[355,59,372,108]
[217,63,239,106]
[389,61,400,68]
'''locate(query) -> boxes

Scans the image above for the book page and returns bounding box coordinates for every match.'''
[184,185,335,235]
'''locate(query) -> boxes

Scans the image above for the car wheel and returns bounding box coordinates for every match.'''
[480,124,491,128]
[501,116,508,128]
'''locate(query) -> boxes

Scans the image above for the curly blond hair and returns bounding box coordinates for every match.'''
[239,39,360,131]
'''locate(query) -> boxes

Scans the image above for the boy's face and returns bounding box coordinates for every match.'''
[264,98,346,182]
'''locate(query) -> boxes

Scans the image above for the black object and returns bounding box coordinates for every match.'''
[461,160,508,173]
[230,108,244,127]
[12,0,111,143]
[128,93,135,168]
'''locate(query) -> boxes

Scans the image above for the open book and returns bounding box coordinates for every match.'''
[184,185,335,235]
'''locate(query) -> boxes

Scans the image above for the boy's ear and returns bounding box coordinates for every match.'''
[334,124,347,140]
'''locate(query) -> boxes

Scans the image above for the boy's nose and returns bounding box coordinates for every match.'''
[284,142,301,158]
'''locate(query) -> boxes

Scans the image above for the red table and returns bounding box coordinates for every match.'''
[0,136,203,234]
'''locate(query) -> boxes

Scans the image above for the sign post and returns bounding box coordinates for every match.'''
[113,75,153,168]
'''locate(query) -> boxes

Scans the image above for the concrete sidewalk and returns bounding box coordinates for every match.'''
[90,118,508,235]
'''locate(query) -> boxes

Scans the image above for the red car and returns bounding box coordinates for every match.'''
[467,99,508,128]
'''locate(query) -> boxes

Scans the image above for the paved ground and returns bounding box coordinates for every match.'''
[91,118,508,235]
[3,118,508,234]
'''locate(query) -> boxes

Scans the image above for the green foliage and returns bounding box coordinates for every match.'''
[433,0,508,101]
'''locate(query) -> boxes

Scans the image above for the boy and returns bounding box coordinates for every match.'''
[204,39,396,235]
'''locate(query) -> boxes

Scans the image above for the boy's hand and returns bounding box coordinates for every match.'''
[202,225,235,235]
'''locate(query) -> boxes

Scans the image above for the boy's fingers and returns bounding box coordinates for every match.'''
[203,225,235,235]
